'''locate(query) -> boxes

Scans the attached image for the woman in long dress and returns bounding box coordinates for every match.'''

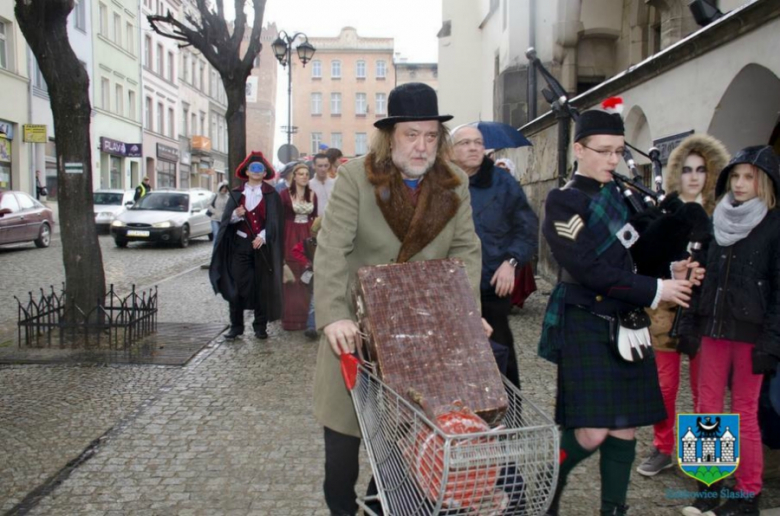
[280,163,318,330]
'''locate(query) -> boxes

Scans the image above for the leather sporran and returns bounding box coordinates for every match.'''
[608,308,653,362]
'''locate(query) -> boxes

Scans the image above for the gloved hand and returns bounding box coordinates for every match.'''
[676,335,701,358]
[752,348,779,375]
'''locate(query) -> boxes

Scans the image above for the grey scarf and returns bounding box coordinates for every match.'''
[713,193,767,247]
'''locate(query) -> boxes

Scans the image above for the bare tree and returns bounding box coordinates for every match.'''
[15,0,106,317]
[148,0,268,186]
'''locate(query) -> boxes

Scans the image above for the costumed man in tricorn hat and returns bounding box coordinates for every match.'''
[538,98,702,515]
[209,151,284,340]
[312,82,483,516]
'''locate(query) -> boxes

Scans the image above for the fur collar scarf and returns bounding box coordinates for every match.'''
[665,133,730,215]
[365,153,461,263]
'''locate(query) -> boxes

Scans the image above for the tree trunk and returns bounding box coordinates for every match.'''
[16,0,106,318]
[224,81,248,189]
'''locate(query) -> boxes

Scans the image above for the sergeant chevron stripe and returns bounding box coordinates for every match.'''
[554,215,584,241]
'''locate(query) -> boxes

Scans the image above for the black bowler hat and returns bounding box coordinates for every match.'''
[374,83,453,129]
[574,97,625,142]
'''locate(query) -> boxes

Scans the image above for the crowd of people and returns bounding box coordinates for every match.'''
[206,82,780,516]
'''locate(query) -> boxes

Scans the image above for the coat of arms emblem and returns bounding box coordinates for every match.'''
[677,413,740,486]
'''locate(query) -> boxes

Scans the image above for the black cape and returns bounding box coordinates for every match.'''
[209,183,285,321]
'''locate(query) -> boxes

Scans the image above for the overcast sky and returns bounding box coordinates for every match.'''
[246,0,442,161]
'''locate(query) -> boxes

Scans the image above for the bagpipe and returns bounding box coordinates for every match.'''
[526,47,712,278]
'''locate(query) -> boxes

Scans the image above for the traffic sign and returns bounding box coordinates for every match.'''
[278,144,300,163]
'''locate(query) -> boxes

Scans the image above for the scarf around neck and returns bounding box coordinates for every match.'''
[713,193,767,247]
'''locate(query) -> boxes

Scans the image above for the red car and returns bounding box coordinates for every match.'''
[0,190,55,248]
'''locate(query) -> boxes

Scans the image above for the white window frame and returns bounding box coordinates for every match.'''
[311,60,321,78]
[126,22,134,53]
[168,107,174,137]
[113,13,121,45]
[331,60,341,78]
[0,21,7,71]
[311,133,323,155]
[157,102,164,134]
[128,90,136,121]
[145,96,153,129]
[144,35,152,69]
[167,51,174,81]
[355,93,367,115]
[156,43,163,75]
[355,133,368,155]
[115,84,123,114]
[98,3,108,36]
[376,93,387,115]
[330,93,341,115]
[331,133,342,150]
[101,77,110,109]
[356,60,366,79]
[73,0,87,32]
[376,60,387,79]
[182,53,189,82]
[182,105,189,136]
[311,93,322,115]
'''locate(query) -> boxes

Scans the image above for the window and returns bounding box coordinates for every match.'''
[167,51,174,81]
[210,70,218,97]
[73,0,86,31]
[376,60,387,79]
[182,53,189,82]
[182,105,189,136]
[126,23,134,53]
[331,60,341,78]
[356,60,366,79]
[98,3,108,36]
[191,113,197,135]
[331,133,342,150]
[355,133,368,155]
[312,60,321,78]
[210,118,217,144]
[200,112,206,135]
[168,107,174,137]
[0,21,6,70]
[115,84,123,114]
[199,62,205,91]
[355,93,367,116]
[144,36,152,69]
[311,93,322,115]
[33,59,47,91]
[330,93,341,115]
[375,93,387,115]
[191,59,197,87]
[101,78,110,109]
[128,91,136,120]
[156,44,163,74]
[157,102,164,133]
[145,96,152,129]
[311,133,323,155]
[156,160,176,188]
[113,14,121,44]
[218,119,225,151]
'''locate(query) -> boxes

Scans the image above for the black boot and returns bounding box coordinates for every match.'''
[600,503,628,516]
[545,481,564,516]
[706,491,760,516]
[253,311,267,339]
[681,481,722,516]
[225,304,244,340]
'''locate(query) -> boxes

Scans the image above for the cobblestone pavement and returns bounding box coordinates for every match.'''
[2,265,779,515]
[0,233,213,340]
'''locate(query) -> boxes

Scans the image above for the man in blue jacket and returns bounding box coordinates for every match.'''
[451,125,538,388]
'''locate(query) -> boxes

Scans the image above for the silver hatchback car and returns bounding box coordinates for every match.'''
[110,189,215,248]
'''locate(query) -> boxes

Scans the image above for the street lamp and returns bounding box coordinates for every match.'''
[272,31,316,154]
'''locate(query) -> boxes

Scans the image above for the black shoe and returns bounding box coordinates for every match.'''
[304,328,319,340]
[254,328,268,339]
[682,481,723,516]
[703,492,760,516]
[224,327,243,340]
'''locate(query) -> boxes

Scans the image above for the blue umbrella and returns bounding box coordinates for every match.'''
[469,121,532,150]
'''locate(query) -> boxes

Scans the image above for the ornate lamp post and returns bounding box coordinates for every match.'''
[271,31,316,153]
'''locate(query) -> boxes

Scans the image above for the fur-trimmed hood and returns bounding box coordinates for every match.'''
[665,133,730,215]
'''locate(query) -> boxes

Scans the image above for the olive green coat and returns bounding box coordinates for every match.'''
[312,155,482,437]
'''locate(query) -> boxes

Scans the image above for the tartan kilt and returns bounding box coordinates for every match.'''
[556,306,666,429]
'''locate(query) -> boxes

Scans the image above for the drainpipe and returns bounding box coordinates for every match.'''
[28,47,36,196]
[528,0,537,121]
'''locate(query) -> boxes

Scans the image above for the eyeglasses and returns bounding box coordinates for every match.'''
[454,138,485,148]
[581,144,624,159]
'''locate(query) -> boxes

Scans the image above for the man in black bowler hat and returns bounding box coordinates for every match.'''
[312,82,484,515]
[209,151,285,340]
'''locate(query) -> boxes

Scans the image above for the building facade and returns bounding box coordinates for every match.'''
[243,22,278,161]
[395,62,438,91]
[290,27,395,158]
[438,0,780,280]
[91,0,143,191]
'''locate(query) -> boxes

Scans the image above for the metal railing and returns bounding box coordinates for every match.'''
[15,284,158,349]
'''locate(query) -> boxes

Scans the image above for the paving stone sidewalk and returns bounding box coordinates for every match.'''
[1,267,778,515]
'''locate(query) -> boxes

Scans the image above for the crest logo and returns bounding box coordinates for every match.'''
[677,413,740,486]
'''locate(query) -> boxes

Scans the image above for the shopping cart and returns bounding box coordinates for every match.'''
[341,355,559,516]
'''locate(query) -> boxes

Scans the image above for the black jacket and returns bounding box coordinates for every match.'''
[680,209,780,363]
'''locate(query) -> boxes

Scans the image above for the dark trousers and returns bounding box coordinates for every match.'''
[323,427,384,516]
[228,235,267,332]
[481,292,520,388]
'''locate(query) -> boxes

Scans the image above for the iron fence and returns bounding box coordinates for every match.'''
[15,284,158,349]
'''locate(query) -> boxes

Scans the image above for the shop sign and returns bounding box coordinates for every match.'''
[23,125,48,143]
[653,130,695,165]
[126,143,143,158]
[0,121,14,139]
[157,143,180,162]
[100,137,142,157]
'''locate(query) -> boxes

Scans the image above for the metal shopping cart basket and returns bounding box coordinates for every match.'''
[342,356,559,516]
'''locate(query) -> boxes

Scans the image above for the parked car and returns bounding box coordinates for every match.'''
[0,190,55,248]
[110,189,215,248]
[93,189,135,233]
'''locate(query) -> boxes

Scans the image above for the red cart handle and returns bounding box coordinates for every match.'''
[340,353,361,391]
